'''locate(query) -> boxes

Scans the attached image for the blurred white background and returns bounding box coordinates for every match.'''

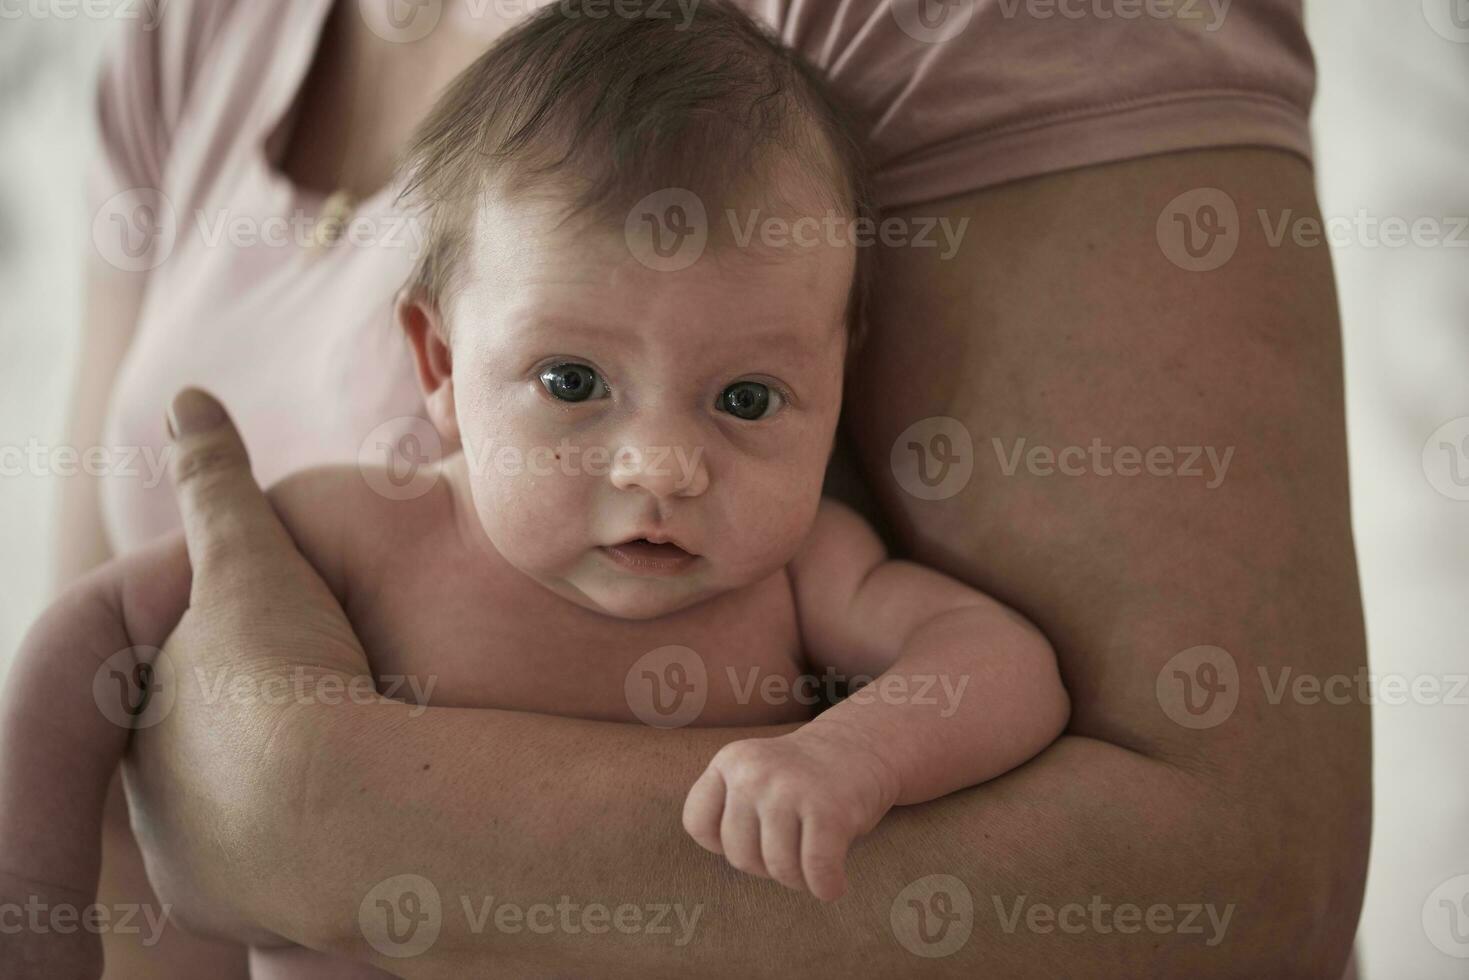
[0,2,1465,975]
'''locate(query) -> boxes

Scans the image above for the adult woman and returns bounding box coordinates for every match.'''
[62,0,1367,975]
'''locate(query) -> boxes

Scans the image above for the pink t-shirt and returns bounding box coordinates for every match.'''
[93,0,1315,552]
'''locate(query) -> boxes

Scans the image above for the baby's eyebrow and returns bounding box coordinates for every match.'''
[510,308,833,367]
[514,314,645,348]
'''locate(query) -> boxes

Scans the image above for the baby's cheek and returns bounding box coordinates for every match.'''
[470,468,583,559]
[722,465,824,564]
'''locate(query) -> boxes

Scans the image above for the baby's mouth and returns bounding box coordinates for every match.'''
[599,537,698,575]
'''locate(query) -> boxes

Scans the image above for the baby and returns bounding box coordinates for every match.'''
[1,2,1069,976]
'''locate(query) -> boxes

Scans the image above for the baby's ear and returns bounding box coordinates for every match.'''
[396,287,459,447]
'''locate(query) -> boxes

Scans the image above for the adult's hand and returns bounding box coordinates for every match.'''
[121,389,374,945]
[123,148,1370,979]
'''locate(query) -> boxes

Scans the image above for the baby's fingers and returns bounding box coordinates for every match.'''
[682,766,727,855]
[720,796,768,880]
[758,806,805,892]
[800,815,852,902]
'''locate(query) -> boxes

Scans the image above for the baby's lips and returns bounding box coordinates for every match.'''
[611,531,697,556]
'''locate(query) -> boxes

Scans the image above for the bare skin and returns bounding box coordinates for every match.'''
[111,147,1369,978]
[64,2,1368,977]
[10,186,1067,979]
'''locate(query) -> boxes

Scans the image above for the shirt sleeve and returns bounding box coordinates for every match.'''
[89,0,234,208]
[766,0,1316,209]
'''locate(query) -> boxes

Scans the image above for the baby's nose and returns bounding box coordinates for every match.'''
[608,441,709,499]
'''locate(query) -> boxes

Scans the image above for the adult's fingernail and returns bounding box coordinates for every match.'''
[167,388,225,437]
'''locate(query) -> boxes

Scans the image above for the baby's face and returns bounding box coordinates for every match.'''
[436,194,853,619]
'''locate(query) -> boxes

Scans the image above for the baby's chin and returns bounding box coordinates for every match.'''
[571,575,721,621]
[528,555,728,621]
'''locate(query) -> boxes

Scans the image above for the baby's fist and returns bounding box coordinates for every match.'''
[681,729,900,902]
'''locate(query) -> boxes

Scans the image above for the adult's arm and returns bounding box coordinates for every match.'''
[127,148,1368,978]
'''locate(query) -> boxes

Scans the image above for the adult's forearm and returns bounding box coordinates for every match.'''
[217,694,1353,978]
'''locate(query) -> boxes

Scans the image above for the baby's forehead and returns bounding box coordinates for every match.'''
[458,193,854,349]
[485,290,841,371]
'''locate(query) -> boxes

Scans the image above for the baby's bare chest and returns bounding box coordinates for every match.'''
[346,566,816,727]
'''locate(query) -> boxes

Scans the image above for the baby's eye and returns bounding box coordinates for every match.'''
[718,381,783,421]
[539,363,608,403]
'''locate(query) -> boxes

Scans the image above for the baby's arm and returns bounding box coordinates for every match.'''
[682,498,1070,901]
[0,531,192,975]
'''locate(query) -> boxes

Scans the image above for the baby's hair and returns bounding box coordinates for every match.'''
[397,0,875,350]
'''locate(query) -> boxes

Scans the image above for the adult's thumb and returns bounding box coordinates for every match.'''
[166,388,284,575]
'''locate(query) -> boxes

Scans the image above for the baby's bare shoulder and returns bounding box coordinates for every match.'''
[264,463,451,602]
[792,497,886,573]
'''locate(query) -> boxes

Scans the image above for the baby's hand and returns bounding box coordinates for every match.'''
[681,727,900,902]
